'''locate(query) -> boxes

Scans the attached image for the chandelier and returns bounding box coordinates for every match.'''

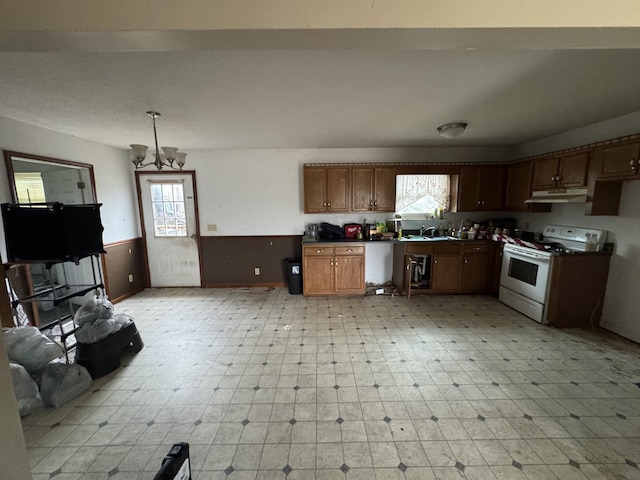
[129,111,186,171]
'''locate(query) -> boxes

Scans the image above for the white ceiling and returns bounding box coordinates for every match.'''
[0,45,640,151]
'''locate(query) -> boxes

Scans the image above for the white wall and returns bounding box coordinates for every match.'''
[189,146,514,236]
[515,112,640,343]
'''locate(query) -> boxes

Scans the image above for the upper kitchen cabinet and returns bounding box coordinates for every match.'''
[532,151,589,190]
[504,161,533,211]
[504,160,551,212]
[351,167,396,212]
[457,165,505,211]
[595,139,640,180]
[303,166,350,213]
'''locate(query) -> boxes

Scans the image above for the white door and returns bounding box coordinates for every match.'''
[138,173,201,287]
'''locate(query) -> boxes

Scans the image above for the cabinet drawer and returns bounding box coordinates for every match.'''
[434,244,461,254]
[335,245,364,255]
[463,243,492,254]
[405,245,433,255]
[303,246,335,256]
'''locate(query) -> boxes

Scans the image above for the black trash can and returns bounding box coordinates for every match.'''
[285,257,303,295]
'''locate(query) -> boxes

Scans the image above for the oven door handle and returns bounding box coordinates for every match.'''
[506,248,552,262]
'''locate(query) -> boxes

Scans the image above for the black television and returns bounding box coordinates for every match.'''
[1,202,106,263]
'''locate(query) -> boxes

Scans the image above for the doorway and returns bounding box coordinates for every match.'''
[136,171,202,287]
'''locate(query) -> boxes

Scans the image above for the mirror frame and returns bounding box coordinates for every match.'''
[3,150,98,204]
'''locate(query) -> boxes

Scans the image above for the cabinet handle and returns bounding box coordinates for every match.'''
[316,249,324,253]
[334,260,338,267]
[631,159,636,170]
[464,258,468,264]
[434,257,438,264]
[330,259,333,266]
[347,248,353,252]
[327,202,331,208]
[369,200,373,208]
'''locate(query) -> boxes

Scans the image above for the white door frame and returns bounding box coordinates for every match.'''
[135,170,203,287]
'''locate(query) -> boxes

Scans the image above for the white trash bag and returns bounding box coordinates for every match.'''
[74,296,114,326]
[74,317,119,344]
[3,327,64,374]
[10,362,42,417]
[39,362,92,408]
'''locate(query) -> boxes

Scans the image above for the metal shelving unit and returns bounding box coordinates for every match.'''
[9,254,105,362]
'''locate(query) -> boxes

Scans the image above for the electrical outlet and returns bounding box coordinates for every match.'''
[254,267,260,276]
[208,224,218,232]
[128,274,134,283]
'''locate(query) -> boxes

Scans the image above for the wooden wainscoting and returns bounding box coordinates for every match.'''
[200,235,302,287]
[103,238,148,303]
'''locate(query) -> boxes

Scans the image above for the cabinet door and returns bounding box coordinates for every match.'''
[326,167,350,212]
[505,161,533,211]
[597,141,640,179]
[558,151,588,188]
[374,167,396,212]
[351,167,374,212]
[304,167,328,213]
[334,255,365,293]
[461,254,491,292]
[303,255,334,295]
[457,166,481,211]
[532,157,560,190]
[479,165,505,210]
[431,254,460,291]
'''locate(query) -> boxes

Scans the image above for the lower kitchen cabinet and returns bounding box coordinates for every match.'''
[431,245,461,292]
[461,243,493,292]
[302,244,365,296]
[392,240,495,295]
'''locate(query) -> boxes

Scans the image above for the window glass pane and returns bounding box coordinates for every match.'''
[164,202,175,219]
[150,184,163,202]
[395,174,451,215]
[152,202,165,219]
[165,222,177,236]
[162,184,173,201]
[175,202,185,219]
[176,219,187,236]
[154,220,166,236]
[173,184,184,201]
[150,182,187,237]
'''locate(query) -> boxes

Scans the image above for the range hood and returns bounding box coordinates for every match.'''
[524,188,588,204]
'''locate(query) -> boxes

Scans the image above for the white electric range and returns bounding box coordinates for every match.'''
[499,224,608,324]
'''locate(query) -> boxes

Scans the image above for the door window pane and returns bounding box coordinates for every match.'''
[150,182,187,237]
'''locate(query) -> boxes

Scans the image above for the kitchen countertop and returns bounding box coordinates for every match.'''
[302,236,493,245]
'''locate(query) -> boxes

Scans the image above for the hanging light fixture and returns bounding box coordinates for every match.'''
[129,111,187,170]
[436,122,468,139]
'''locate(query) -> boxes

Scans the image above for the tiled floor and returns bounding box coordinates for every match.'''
[22,288,640,480]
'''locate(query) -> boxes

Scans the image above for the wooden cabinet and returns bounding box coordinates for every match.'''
[458,165,505,211]
[393,240,499,295]
[302,244,365,296]
[303,167,350,213]
[431,244,461,292]
[595,140,640,180]
[351,167,396,212]
[461,243,493,292]
[504,161,533,211]
[532,151,589,190]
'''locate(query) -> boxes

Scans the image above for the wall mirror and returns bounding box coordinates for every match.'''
[4,151,96,205]
[3,150,100,328]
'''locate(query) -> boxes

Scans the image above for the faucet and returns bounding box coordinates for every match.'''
[420,226,436,237]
